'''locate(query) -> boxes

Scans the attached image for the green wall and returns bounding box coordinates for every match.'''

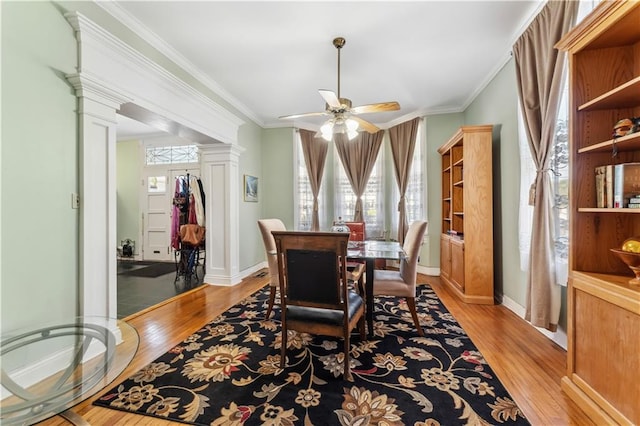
[238,123,266,271]
[463,58,528,307]
[116,140,141,255]
[261,128,295,229]
[1,1,79,331]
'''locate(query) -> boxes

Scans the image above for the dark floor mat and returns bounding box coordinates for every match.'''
[119,262,176,278]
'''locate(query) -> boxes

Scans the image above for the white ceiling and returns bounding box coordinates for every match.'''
[107,1,544,140]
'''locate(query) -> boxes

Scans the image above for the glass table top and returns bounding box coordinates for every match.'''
[347,240,406,260]
[0,316,139,425]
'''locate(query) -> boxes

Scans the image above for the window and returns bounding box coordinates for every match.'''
[147,176,167,193]
[518,70,570,287]
[145,145,199,165]
[518,1,594,284]
[294,134,326,231]
[334,148,385,238]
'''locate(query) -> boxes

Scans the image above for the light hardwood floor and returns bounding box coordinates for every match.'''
[38,272,594,425]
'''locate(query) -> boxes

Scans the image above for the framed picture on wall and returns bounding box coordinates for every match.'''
[244,175,258,202]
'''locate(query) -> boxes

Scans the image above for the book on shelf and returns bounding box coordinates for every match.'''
[627,203,640,209]
[595,165,614,208]
[614,162,640,208]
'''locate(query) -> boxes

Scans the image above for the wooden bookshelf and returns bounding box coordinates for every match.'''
[556,2,640,424]
[438,125,494,304]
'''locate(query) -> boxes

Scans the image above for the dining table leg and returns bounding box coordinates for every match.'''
[365,258,375,338]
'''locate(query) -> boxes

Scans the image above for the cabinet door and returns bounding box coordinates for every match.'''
[450,239,464,291]
[440,235,451,279]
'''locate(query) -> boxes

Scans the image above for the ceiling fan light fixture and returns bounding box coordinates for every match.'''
[320,121,334,141]
[346,118,359,132]
[320,116,359,141]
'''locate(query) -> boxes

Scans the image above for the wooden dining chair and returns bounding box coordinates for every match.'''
[372,220,428,336]
[257,218,287,319]
[272,231,366,381]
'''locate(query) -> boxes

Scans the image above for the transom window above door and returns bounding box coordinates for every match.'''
[145,145,199,165]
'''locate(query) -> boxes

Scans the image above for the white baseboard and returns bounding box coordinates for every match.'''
[204,261,267,287]
[418,265,440,276]
[501,295,567,350]
[241,261,268,279]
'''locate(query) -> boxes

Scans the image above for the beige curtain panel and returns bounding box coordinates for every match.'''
[513,0,578,332]
[300,129,329,231]
[389,117,421,244]
[334,130,385,223]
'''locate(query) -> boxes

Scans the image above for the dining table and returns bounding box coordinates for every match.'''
[347,239,406,337]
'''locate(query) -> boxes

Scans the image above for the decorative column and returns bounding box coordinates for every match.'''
[199,143,245,286]
[67,73,130,319]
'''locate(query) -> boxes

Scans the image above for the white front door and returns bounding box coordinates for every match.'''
[141,167,200,261]
[142,173,171,261]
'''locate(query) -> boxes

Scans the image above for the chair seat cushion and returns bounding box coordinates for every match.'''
[373,269,413,297]
[287,291,363,325]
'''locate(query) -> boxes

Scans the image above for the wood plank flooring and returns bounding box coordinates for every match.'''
[37,273,594,425]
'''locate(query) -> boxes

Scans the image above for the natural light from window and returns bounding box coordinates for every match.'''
[334,147,385,238]
[145,145,199,165]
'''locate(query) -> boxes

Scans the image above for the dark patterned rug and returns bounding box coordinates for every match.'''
[95,285,530,425]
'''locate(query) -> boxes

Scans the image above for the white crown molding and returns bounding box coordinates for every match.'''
[95,1,262,127]
[65,12,244,145]
[66,72,132,111]
[459,0,546,112]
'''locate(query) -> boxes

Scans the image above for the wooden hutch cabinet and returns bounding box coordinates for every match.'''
[438,125,494,304]
[556,2,640,424]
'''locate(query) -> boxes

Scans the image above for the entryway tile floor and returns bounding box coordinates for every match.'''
[117,260,204,319]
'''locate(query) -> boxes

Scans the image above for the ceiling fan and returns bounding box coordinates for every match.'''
[279,37,400,141]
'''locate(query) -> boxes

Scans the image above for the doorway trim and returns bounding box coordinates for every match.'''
[65,11,244,318]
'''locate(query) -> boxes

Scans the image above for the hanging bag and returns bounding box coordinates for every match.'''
[180,224,206,246]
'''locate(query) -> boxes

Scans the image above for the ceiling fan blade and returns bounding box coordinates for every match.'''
[318,89,341,108]
[351,101,401,115]
[279,111,329,120]
[351,116,380,133]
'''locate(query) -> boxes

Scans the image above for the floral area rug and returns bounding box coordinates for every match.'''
[95,285,530,425]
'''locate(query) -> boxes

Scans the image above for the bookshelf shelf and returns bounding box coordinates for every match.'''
[577,132,640,154]
[578,76,640,111]
[578,207,640,213]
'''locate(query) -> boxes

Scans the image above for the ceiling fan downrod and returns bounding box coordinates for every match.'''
[333,37,345,100]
